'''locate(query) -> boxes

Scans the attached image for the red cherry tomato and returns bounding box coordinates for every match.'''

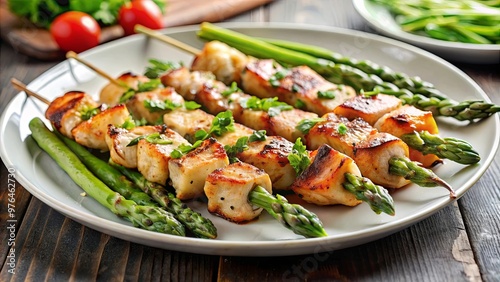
[50,11,101,53]
[118,0,164,36]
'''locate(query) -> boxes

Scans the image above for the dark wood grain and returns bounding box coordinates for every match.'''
[1,0,499,281]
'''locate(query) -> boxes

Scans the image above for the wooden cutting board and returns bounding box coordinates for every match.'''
[0,0,271,60]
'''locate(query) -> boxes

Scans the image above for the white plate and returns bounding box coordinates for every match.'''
[353,0,500,64]
[1,23,499,256]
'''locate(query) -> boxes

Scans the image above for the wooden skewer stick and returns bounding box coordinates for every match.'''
[66,51,124,87]
[134,24,201,55]
[11,78,50,105]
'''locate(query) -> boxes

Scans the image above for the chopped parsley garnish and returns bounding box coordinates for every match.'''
[337,123,348,135]
[144,99,201,112]
[205,110,235,137]
[287,138,310,176]
[317,89,336,99]
[221,82,242,97]
[170,111,235,158]
[170,142,203,159]
[184,101,202,110]
[137,79,161,92]
[119,79,162,103]
[240,96,293,117]
[127,132,173,147]
[144,99,181,112]
[119,89,136,103]
[224,137,249,163]
[80,106,100,121]
[268,70,289,87]
[296,118,325,134]
[248,130,267,142]
[144,59,183,78]
[121,117,136,130]
[224,130,267,163]
[295,99,306,109]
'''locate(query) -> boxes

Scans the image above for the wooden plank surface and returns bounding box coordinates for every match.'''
[1,0,499,281]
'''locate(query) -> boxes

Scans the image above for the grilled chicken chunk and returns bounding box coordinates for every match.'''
[241,60,356,116]
[306,113,375,156]
[136,127,190,185]
[306,113,410,188]
[335,94,441,167]
[237,136,297,190]
[375,104,441,167]
[169,138,229,200]
[45,91,100,139]
[290,144,362,206]
[126,87,185,124]
[163,109,213,142]
[72,104,130,151]
[105,125,163,168]
[334,94,402,125]
[160,67,218,102]
[191,40,251,85]
[99,72,150,106]
[204,162,272,223]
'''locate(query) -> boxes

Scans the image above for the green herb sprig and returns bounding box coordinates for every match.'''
[240,96,293,117]
[287,138,311,176]
[170,110,236,158]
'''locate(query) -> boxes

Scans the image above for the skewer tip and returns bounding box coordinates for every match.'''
[66,51,78,59]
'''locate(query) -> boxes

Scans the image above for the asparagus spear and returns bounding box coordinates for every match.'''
[248,185,328,238]
[400,131,481,165]
[56,131,159,207]
[389,157,455,196]
[29,117,185,236]
[110,161,218,239]
[197,22,500,121]
[342,173,394,215]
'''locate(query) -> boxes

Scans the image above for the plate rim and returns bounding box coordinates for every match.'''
[1,22,499,256]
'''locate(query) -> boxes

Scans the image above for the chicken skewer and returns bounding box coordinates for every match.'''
[187,42,479,165]
[65,52,395,215]
[159,65,479,167]
[141,63,450,194]
[13,78,329,238]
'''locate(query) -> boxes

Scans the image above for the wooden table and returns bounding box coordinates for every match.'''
[1,1,499,281]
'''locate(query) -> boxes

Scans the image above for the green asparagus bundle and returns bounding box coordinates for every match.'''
[197,22,500,121]
[110,162,218,239]
[29,117,185,236]
[56,131,217,239]
[370,0,500,44]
